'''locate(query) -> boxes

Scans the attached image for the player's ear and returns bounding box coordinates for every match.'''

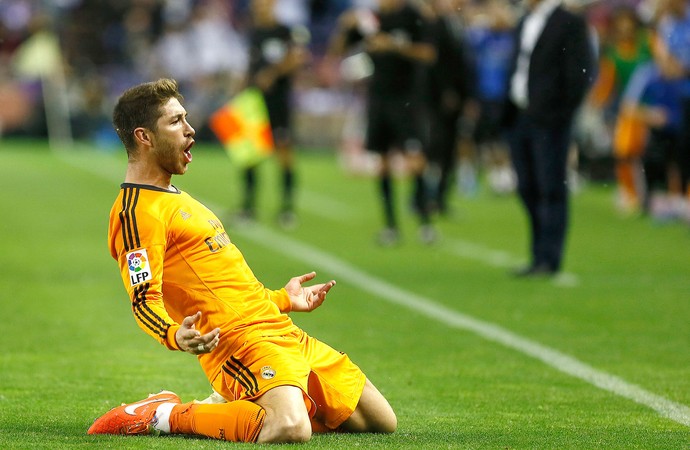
[133,127,154,148]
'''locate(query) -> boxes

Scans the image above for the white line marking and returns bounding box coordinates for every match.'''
[442,237,580,287]
[443,238,521,268]
[59,150,689,427]
[299,189,360,221]
[232,224,690,428]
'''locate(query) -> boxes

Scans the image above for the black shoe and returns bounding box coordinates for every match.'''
[512,264,557,278]
[277,210,298,230]
[418,225,437,245]
[233,209,255,226]
[376,227,401,247]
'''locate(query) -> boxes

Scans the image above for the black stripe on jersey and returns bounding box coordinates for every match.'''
[119,187,141,252]
[133,304,166,339]
[134,302,170,338]
[131,283,169,339]
[119,187,133,251]
[222,357,259,397]
[130,188,141,248]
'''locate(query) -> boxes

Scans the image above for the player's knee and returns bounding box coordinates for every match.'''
[380,409,397,433]
[372,407,397,434]
[343,402,397,434]
[276,416,312,443]
[289,418,313,443]
[261,413,312,443]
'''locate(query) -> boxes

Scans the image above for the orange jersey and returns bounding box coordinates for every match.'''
[108,183,295,383]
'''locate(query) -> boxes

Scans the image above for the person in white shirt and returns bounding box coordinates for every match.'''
[502,0,595,276]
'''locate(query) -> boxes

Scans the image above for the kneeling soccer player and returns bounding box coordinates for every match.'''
[87,78,396,443]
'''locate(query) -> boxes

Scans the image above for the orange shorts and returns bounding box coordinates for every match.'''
[614,113,648,158]
[211,328,366,429]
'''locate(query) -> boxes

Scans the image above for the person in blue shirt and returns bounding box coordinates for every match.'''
[621,59,683,218]
[466,1,516,195]
[654,0,690,219]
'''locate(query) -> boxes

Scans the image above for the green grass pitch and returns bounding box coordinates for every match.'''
[1,139,689,448]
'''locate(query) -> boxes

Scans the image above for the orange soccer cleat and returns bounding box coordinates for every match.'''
[87,390,181,436]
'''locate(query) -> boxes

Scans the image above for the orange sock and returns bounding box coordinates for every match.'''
[616,160,638,205]
[170,401,265,442]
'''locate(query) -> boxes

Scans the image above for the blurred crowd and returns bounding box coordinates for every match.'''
[1,0,689,223]
[0,0,348,143]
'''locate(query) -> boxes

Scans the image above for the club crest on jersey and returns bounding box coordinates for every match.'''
[127,249,152,286]
[260,366,276,380]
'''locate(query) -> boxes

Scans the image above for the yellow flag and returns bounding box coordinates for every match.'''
[209,87,274,167]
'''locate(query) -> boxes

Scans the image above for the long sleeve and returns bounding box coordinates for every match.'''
[266,287,291,314]
[109,185,181,350]
[122,243,181,350]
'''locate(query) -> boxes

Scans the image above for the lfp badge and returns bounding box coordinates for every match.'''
[127,249,152,286]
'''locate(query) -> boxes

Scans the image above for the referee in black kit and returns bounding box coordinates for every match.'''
[329,0,437,246]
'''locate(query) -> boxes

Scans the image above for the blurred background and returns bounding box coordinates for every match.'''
[0,0,685,220]
[1,0,355,147]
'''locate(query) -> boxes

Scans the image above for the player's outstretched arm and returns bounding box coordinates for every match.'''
[284,272,336,312]
[175,311,220,355]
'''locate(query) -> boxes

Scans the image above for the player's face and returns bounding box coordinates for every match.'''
[151,97,195,176]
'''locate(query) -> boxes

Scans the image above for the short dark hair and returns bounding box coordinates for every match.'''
[112,78,183,155]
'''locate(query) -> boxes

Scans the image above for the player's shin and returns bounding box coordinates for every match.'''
[170,401,266,442]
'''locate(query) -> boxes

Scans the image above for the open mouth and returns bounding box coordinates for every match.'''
[183,141,194,163]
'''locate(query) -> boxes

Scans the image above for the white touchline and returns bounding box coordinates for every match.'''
[299,189,360,221]
[442,237,580,288]
[233,223,690,428]
[303,184,579,288]
[60,151,689,428]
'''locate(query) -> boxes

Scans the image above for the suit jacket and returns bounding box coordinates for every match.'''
[503,5,595,128]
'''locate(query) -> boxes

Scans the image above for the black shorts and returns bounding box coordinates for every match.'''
[365,96,427,154]
[473,99,505,144]
[264,89,291,141]
[643,129,680,189]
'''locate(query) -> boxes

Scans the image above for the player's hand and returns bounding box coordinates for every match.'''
[285,272,336,312]
[175,311,220,355]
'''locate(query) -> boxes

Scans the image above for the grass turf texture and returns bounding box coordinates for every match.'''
[1,139,689,449]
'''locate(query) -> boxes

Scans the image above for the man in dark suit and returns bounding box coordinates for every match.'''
[503,0,595,276]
